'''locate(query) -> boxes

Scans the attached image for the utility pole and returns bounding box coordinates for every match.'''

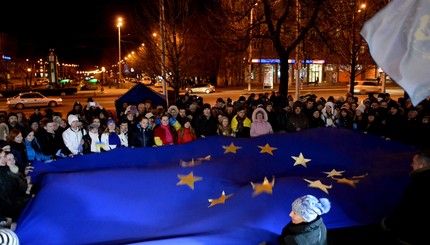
[160,0,168,106]
[294,0,301,100]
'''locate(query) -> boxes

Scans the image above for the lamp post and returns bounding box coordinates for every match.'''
[117,17,123,83]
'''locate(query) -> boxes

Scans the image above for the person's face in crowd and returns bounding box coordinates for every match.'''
[44,122,55,134]
[379,101,388,109]
[312,111,321,118]
[92,118,101,127]
[31,122,39,131]
[16,113,24,122]
[306,101,314,109]
[408,110,418,119]
[127,113,135,122]
[139,118,149,129]
[422,116,430,124]
[317,104,324,111]
[71,120,79,129]
[294,107,302,115]
[289,209,306,224]
[59,120,67,128]
[161,116,169,126]
[203,108,211,117]
[108,122,116,131]
[8,116,17,125]
[340,110,348,117]
[14,133,23,144]
[350,103,358,111]
[145,102,152,111]
[367,115,375,123]
[389,107,398,115]
[138,103,145,113]
[6,153,16,167]
[34,108,40,115]
[169,109,178,118]
[216,101,224,108]
[226,106,234,114]
[26,131,35,142]
[237,109,246,118]
[189,105,197,113]
[411,153,426,171]
[217,114,223,124]
[371,102,379,110]
[355,109,363,117]
[90,126,99,134]
[179,109,187,118]
[222,118,229,127]
[120,123,128,133]
[266,104,273,112]
[256,112,264,120]
[184,121,191,129]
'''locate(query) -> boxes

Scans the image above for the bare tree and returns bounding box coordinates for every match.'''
[317,0,388,94]
[131,0,219,101]
[215,0,328,97]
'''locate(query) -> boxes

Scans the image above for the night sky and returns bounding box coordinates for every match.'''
[1,0,137,68]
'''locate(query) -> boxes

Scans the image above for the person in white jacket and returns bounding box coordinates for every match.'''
[62,114,86,155]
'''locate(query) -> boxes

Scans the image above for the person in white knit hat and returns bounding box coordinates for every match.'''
[278,195,331,245]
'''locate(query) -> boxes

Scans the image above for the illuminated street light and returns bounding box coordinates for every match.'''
[117,17,123,83]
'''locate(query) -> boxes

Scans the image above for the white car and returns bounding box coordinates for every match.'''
[185,83,216,94]
[6,91,62,109]
[347,80,382,95]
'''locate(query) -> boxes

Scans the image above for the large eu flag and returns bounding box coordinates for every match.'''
[16,128,417,244]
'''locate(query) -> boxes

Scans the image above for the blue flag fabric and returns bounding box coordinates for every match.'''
[360,0,430,106]
[15,128,417,244]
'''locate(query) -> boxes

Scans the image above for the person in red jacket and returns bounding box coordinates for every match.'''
[177,119,197,144]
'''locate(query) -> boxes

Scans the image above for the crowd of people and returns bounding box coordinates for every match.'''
[0,89,429,243]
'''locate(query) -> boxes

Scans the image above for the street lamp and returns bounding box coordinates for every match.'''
[117,17,123,83]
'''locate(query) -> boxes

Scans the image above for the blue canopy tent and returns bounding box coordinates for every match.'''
[16,128,418,244]
[114,83,167,118]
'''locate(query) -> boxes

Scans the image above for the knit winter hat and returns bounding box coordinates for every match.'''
[0,228,19,244]
[67,114,79,125]
[106,119,116,126]
[292,195,331,222]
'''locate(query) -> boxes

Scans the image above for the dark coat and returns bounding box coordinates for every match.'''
[194,114,218,138]
[0,166,32,220]
[130,126,155,147]
[278,216,328,245]
[35,128,71,157]
[382,167,430,244]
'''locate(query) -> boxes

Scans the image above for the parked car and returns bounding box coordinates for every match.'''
[141,76,152,85]
[6,91,62,109]
[347,79,382,94]
[185,83,216,94]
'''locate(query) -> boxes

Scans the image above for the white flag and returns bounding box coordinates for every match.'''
[360,0,430,106]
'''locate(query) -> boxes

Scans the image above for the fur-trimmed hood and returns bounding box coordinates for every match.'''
[251,107,268,122]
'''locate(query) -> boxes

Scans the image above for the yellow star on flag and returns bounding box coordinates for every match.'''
[250,176,275,197]
[334,177,360,188]
[176,171,202,190]
[291,152,311,167]
[304,178,332,194]
[208,191,233,207]
[323,169,345,178]
[258,144,277,156]
[222,142,242,154]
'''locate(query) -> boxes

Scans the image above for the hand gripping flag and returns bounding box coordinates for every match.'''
[360,0,430,106]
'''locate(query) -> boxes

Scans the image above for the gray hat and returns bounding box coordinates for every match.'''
[292,195,331,222]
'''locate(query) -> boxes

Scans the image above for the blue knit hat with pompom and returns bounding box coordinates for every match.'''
[292,195,331,222]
